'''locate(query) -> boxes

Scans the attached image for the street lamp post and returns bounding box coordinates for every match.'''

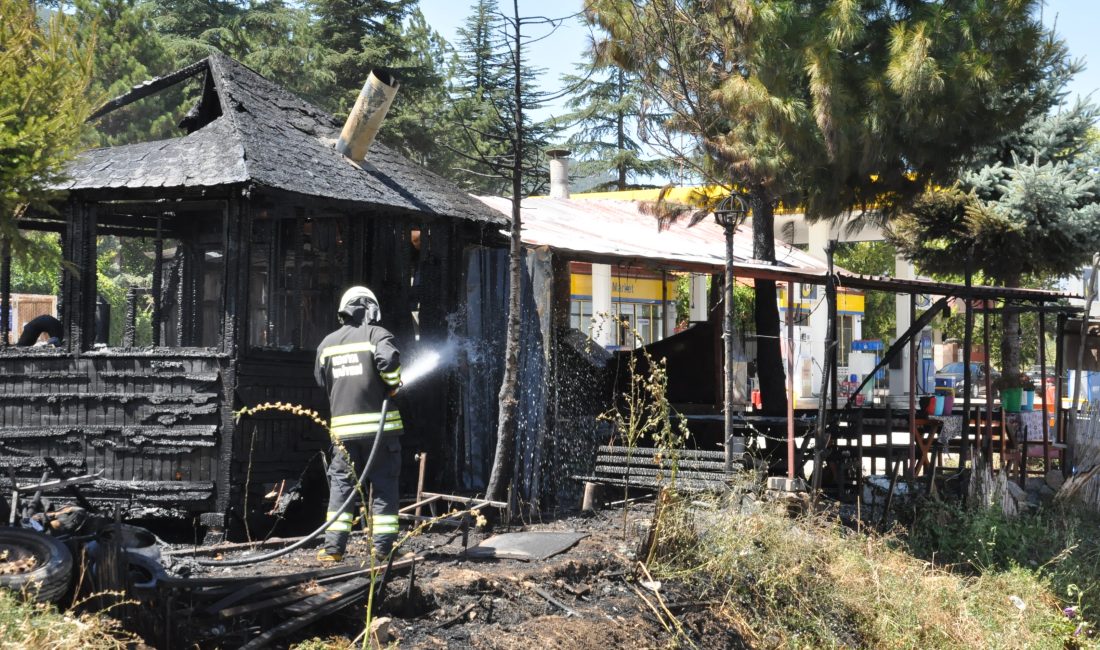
[714,193,749,472]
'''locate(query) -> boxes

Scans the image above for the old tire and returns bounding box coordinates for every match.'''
[124,551,166,597]
[0,528,73,603]
[96,524,162,562]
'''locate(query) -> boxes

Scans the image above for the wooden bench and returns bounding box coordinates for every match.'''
[572,445,737,506]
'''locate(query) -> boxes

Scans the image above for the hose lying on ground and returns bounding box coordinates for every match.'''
[196,398,391,567]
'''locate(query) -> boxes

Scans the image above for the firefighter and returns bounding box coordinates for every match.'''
[314,286,403,562]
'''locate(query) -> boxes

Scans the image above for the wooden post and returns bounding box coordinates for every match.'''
[581,482,600,512]
[1054,312,1067,477]
[983,304,993,461]
[76,202,98,354]
[961,267,974,471]
[723,221,736,473]
[813,245,838,495]
[660,270,668,340]
[293,209,305,350]
[414,452,428,518]
[908,292,917,477]
[122,286,138,348]
[151,216,163,347]
[1039,309,1050,473]
[829,274,838,412]
[786,282,795,480]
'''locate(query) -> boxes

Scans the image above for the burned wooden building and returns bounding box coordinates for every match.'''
[0,53,508,531]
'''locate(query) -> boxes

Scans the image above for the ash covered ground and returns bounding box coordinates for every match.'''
[159,502,744,649]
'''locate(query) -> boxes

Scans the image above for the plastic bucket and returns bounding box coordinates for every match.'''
[1002,387,1023,413]
[1021,390,1034,412]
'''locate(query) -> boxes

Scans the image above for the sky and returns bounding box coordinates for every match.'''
[418,0,1100,124]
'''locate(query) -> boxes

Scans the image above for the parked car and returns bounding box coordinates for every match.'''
[934,362,999,397]
[1025,365,1057,389]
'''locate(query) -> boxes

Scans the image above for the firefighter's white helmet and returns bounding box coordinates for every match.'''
[337,286,380,320]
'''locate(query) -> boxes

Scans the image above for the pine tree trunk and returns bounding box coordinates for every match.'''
[615,69,627,190]
[750,187,787,417]
[485,0,524,502]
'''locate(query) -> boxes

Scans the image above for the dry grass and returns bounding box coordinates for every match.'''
[651,496,1088,649]
[0,589,135,649]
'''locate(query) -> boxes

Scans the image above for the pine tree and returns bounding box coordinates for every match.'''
[74,0,178,147]
[307,0,449,164]
[554,52,669,191]
[147,0,248,62]
[890,65,1100,377]
[149,0,325,102]
[444,0,551,196]
[587,0,1062,422]
[377,8,451,170]
[0,0,94,241]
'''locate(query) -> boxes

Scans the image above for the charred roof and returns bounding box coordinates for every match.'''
[62,53,505,225]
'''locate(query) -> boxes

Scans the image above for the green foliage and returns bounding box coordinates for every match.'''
[588,0,1058,416]
[443,0,553,196]
[74,0,179,146]
[306,0,452,166]
[891,96,1100,284]
[888,51,1099,279]
[889,67,1098,374]
[95,235,159,346]
[909,499,1100,629]
[0,0,95,240]
[10,232,61,295]
[587,0,1060,219]
[833,241,896,344]
[554,52,671,190]
[149,0,330,101]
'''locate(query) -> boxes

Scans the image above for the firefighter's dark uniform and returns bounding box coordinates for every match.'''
[315,311,403,559]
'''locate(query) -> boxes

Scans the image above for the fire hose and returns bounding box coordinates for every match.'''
[197,398,392,567]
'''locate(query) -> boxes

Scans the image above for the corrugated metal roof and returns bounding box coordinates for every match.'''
[476,196,1080,302]
[475,196,831,274]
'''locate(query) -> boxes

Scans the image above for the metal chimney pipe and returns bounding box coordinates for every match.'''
[547,148,571,199]
[336,70,400,162]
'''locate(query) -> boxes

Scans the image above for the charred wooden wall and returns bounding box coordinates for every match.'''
[0,350,226,514]
[227,208,474,523]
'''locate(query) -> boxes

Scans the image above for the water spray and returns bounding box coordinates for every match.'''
[402,350,441,386]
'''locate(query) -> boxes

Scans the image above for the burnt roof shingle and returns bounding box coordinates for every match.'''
[62,53,505,225]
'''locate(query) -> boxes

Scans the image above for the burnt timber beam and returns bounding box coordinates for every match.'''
[71,186,234,203]
[88,60,209,122]
[11,219,65,233]
[151,217,164,346]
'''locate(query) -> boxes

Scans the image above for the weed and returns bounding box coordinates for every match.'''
[596,314,690,541]
[908,497,1100,633]
[648,493,1088,649]
[0,589,135,648]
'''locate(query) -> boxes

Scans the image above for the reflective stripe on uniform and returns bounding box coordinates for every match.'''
[372,514,399,535]
[330,410,403,438]
[330,411,402,427]
[326,510,355,533]
[379,367,402,386]
[319,341,376,361]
